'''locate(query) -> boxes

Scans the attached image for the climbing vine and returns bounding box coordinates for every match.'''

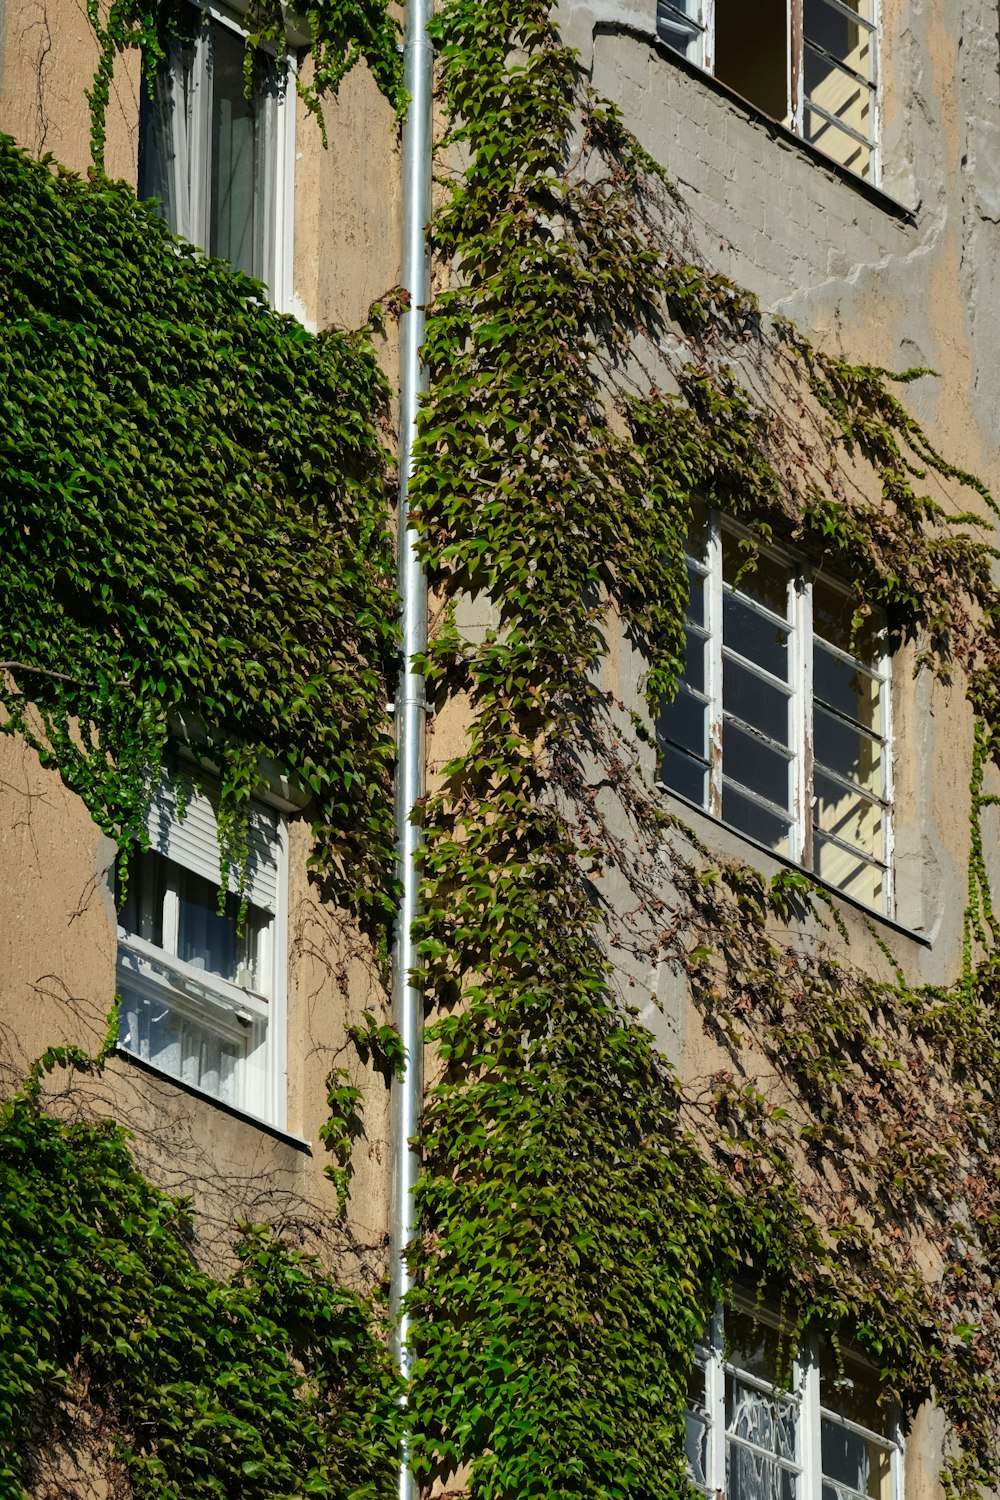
[7,0,1000,1497]
[0,1035,399,1497]
[0,26,403,1480]
[403,2,1000,1498]
[0,130,398,917]
[85,0,405,171]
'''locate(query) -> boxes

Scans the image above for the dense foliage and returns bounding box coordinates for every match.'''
[6,0,1000,1496]
[0,132,397,914]
[405,2,1000,1498]
[0,1041,399,1497]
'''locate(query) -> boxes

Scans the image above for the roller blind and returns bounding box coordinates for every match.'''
[144,775,280,914]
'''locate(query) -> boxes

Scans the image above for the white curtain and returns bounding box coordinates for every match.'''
[140,36,197,244]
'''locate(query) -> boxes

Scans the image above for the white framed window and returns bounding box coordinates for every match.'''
[655,0,879,182]
[686,1301,903,1500]
[138,0,295,306]
[116,774,288,1127]
[656,514,892,913]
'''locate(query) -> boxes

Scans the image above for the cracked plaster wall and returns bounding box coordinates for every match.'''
[545,0,1000,1052]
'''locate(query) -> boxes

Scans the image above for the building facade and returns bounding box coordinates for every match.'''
[2,0,1000,1496]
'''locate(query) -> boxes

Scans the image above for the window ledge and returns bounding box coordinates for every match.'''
[657,782,933,949]
[596,18,918,224]
[114,1046,313,1153]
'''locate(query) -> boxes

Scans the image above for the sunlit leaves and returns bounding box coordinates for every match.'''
[0,1075,399,1497]
[0,137,397,916]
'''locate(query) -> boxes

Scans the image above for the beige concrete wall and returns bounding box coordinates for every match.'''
[0,731,392,1278]
[293,56,403,332]
[0,0,141,180]
[0,0,403,334]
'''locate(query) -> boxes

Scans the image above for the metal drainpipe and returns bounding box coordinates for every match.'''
[391,2,433,1499]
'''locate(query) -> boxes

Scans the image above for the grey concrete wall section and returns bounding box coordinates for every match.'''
[558,0,1000,449]
[545,0,997,1007]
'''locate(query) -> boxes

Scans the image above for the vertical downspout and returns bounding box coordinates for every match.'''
[391,3,433,1500]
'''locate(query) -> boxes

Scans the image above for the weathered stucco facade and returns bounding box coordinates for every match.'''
[0,0,404,1288]
[2,0,1000,1495]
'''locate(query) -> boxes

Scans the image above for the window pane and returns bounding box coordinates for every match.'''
[823,1474,891,1500]
[659,542,712,806]
[656,0,704,60]
[821,1424,892,1500]
[660,682,710,760]
[118,983,243,1107]
[814,706,884,797]
[727,1306,783,1384]
[804,108,873,177]
[724,591,791,681]
[813,772,884,861]
[177,865,264,989]
[685,1349,712,1491]
[137,21,198,237]
[728,1376,798,1462]
[812,580,878,658]
[819,1345,892,1436]
[723,720,792,810]
[804,0,875,81]
[685,624,709,694]
[728,1446,798,1500]
[814,644,882,736]
[722,783,793,855]
[210,20,270,279]
[659,742,710,805]
[687,561,707,629]
[118,848,167,946]
[814,833,884,906]
[805,43,874,116]
[723,536,791,619]
[686,1409,711,1488]
[724,655,791,745]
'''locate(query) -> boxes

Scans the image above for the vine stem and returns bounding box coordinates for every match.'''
[0,662,132,688]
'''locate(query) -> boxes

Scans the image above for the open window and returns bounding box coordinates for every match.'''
[655,0,879,181]
[138,0,294,302]
[656,515,892,913]
[116,774,288,1127]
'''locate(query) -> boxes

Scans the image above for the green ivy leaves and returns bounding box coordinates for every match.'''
[404,1,1000,1497]
[0,136,397,917]
[0,1075,399,1497]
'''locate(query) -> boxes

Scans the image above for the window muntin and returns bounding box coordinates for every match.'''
[116,776,287,1125]
[119,851,269,991]
[686,1303,902,1500]
[655,0,879,182]
[656,517,892,913]
[138,2,292,302]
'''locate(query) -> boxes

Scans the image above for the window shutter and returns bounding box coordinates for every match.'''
[145,776,280,914]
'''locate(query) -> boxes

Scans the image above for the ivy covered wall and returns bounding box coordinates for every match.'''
[4,0,1000,1497]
